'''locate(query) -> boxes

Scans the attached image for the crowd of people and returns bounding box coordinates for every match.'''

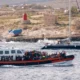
[22,50,66,60]
[0,51,66,61]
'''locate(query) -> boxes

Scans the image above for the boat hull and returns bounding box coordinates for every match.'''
[9,29,22,36]
[52,60,73,66]
[41,45,80,49]
[0,55,74,66]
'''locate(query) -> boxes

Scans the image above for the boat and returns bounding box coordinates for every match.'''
[9,29,22,36]
[0,48,74,66]
[41,38,80,49]
[37,38,76,49]
[41,44,80,49]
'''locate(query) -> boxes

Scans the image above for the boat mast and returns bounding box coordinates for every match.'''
[76,0,80,10]
[69,0,71,41]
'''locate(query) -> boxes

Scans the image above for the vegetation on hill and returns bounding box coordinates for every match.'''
[0,4,80,39]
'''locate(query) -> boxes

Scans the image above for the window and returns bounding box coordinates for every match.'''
[5,51,9,54]
[0,51,3,54]
[11,50,15,54]
[17,50,22,54]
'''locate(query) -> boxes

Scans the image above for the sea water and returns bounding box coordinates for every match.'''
[0,42,79,80]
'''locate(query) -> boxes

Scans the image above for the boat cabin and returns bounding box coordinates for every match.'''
[0,49,25,61]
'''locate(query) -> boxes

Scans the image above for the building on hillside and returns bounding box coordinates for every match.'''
[43,12,57,26]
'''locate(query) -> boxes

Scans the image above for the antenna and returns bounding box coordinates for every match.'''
[69,0,71,41]
[76,0,80,10]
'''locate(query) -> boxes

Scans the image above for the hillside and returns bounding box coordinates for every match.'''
[0,0,80,41]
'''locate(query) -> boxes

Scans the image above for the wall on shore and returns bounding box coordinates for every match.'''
[6,36,80,42]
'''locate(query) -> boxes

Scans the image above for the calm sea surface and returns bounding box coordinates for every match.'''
[0,42,80,80]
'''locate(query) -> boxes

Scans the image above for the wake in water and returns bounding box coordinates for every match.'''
[0,62,74,68]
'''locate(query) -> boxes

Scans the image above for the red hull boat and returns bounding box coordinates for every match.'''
[0,55,74,66]
[0,48,74,66]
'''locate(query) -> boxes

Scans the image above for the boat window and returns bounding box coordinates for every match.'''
[11,50,15,54]
[0,51,3,54]
[5,51,9,54]
[17,50,22,54]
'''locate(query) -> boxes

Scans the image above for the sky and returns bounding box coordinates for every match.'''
[0,0,28,5]
[0,0,51,5]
